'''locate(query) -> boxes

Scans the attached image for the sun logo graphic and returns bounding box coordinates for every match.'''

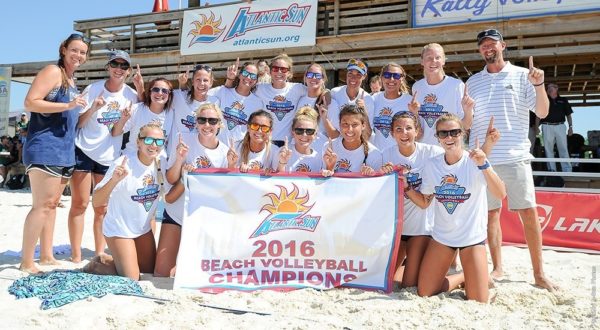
[250,184,321,238]
[188,12,226,46]
[248,161,263,171]
[373,107,394,138]
[98,101,122,130]
[223,101,248,130]
[295,163,311,172]
[195,156,213,169]
[181,114,197,132]
[433,174,471,214]
[419,93,445,128]
[400,164,422,192]
[131,174,160,212]
[334,159,352,173]
[266,95,294,121]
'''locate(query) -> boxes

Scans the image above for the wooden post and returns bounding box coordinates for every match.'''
[333,0,339,35]
[130,24,136,54]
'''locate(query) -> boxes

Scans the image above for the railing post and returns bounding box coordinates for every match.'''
[130,24,136,54]
[333,0,339,35]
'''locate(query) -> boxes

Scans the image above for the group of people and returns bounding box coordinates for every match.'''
[19,28,557,303]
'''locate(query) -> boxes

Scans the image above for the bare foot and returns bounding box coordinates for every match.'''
[39,257,61,266]
[19,263,43,274]
[488,291,498,304]
[535,275,560,292]
[488,277,496,289]
[490,268,504,281]
[69,256,82,264]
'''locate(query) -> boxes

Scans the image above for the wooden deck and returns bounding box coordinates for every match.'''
[7,0,600,106]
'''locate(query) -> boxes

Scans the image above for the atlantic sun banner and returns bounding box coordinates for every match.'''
[180,0,318,55]
[174,171,402,293]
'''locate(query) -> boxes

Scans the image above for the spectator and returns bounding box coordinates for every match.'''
[256,59,271,84]
[16,112,29,138]
[539,83,573,172]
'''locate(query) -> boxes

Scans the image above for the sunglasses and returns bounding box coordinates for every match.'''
[305,72,323,79]
[271,66,290,74]
[150,87,170,95]
[196,117,220,125]
[241,69,258,80]
[108,61,130,70]
[348,58,367,70]
[249,123,271,133]
[294,128,316,136]
[139,136,165,147]
[477,29,501,40]
[382,71,404,80]
[68,33,91,44]
[435,129,462,139]
[194,64,213,72]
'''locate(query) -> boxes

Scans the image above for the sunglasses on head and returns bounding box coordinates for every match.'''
[294,128,316,136]
[196,117,220,125]
[382,71,404,80]
[305,72,323,79]
[194,64,213,72]
[109,61,130,70]
[477,29,501,40]
[139,136,165,147]
[150,87,170,95]
[68,33,91,44]
[271,66,290,74]
[348,58,367,70]
[241,69,258,80]
[249,122,271,133]
[435,129,462,139]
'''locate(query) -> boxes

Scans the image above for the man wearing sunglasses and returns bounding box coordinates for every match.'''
[466,29,556,291]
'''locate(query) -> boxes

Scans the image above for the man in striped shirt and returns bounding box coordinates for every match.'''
[467,29,557,291]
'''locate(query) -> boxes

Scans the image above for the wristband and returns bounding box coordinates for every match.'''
[477,160,491,170]
[533,81,544,87]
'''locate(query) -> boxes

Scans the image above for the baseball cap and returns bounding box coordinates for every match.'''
[477,29,503,45]
[21,112,27,116]
[347,58,367,75]
[108,50,131,64]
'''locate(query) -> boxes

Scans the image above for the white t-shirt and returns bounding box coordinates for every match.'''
[382,143,444,236]
[170,89,221,136]
[283,148,323,173]
[255,83,307,141]
[421,151,488,247]
[412,76,465,146]
[234,141,280,172]
[211,86,264,143]
[98,152,161,238]
[330,86,375,128]
[466,62,536,165]
[76,80,138,166]
[328,138,382,173]
[296,95,341,139]
[372,92,413,150]
[122,103,174,154]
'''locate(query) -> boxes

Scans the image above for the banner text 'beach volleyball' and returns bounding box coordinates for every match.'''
[180,0,317,55]
[413,0,600,27]
[174,172,402,293]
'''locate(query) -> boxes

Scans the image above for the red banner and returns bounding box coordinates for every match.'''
[501,191,600,253]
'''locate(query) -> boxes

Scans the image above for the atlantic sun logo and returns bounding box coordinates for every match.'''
[400,164,422,191]
[188,12,226,46]
[295,163,311,172]
[130,174,160,212]
[373,107,394,138]
[97,101,122,130]
[223,101,248,130]
[334,159,352,173]
[181,115,196,132]
[418,93,445,128]
[250,184,320,238]
[195,156,213,169]
[266,95,294,121]
[434,174,471,214]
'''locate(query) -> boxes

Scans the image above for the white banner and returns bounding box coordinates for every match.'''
[413,0,600,27]
[174,171,402,293]
[0,67,11,136]
[180,0,318,55]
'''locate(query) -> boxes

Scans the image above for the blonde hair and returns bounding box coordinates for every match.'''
[271,53,294,80]
[137,122,165,186]
[304,63,327,93]
[421,43,446,76]
[292,106,318,130]
[434,113,464,132]
[379,62,410,94]
[195,103,224,129]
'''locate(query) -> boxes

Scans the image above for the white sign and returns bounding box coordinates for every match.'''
[174,171,402,293]
[180,0,318,55]
[413,0,600,27]
[0,67,11,136]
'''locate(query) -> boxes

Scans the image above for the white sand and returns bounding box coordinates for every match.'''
[0,189,598,329]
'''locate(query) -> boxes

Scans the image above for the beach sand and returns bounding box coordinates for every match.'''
[0,189,598,329]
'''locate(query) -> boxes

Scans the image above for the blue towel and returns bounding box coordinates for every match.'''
[8,270,144,309]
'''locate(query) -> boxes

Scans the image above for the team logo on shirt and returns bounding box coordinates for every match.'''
[249,161,263,171]
[97,101,122,130]
[373,107,394,138]
[266,95,295,121]
[334,159,352,173]
[223,101,248,130]
[418,94,445,128]
[400,164,422,191]
[195,156,213,169]
[295,164,311,172]
[250,184,320,238]
[434,174,471,214]
[130,174,160,212]
[187,12,226,46]
[181,115,197,132]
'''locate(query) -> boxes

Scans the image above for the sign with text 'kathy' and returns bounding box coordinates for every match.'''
[180,0,317,55]
[174,171,402,293]
[413,0,600,28]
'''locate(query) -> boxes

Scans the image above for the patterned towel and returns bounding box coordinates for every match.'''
[8,270,144,309]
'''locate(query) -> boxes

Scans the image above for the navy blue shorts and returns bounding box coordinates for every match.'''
[74,147,109,175]
[161,210,181,227]
[401,235,431,242]
[26,164,74,179]
[447,240,486,251]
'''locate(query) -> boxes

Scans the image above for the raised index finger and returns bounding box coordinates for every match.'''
[284,136,288,149]
[487,116,495,132]
[178,132,183,144]
[121,156,128,166]
[136,64,141,74]
[411,90,418,103]
[463,84,468,97]
[475,137,480,150]
[234,57,240,70]
[229,137,234,150]
[529,56,534,70]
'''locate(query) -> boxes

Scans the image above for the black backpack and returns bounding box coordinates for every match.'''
[6,174,25,190]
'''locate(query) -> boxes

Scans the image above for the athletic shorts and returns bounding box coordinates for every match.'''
[26,164,74,179]
[447,239,486,251]
[401,235,431,242]
[75,147,109,175]
[161,210,181,227]
[487,160,536,210]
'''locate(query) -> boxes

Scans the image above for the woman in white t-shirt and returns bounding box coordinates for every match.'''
[381,112,444,288]
[279,106,327,174]
[410,114,505,303]
[69,50,141,263]
[92,122,165,280]
[323,104,382,175]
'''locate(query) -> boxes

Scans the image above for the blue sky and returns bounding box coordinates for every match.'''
[1,0,597,139]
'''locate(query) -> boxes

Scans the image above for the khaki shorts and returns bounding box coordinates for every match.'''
[487,160,536,211]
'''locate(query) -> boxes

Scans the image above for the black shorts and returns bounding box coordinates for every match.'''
[75,147,109,175]
[401,235,432,242]
[447,240,486,251]
[26,164,74,179]
[161,210,181,227]
[271,140,285,148]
